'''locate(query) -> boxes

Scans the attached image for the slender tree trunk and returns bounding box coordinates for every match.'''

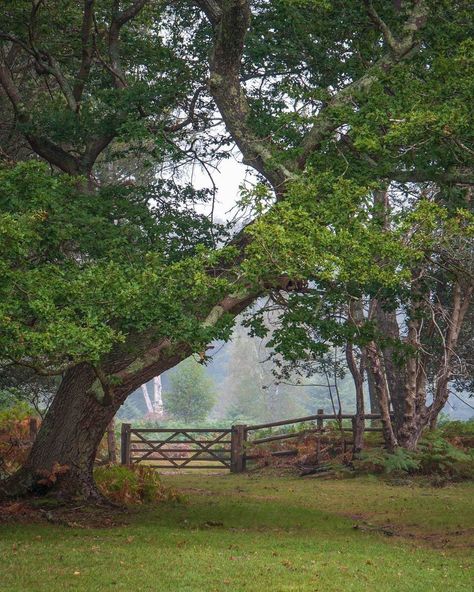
[428,282,473,428]
[346,299,366,453]
[366,368,380,415]
[365,342,398,452]
[346,342,365,453]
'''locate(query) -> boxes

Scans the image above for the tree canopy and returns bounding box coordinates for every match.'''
[0,0,472,497]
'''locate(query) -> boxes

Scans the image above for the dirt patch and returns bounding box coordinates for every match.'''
[0,499,131,528]
[345,511,474,550]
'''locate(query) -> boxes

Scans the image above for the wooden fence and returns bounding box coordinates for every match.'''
[121,411,384,472]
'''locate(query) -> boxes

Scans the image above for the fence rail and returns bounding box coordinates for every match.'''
[121,411,385,472]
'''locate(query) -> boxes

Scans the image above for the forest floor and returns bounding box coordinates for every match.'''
[0,473,472,591]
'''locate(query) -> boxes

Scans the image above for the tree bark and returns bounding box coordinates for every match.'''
[1,364,112,499]
[374,303,405,427]
[366,368,380,415]
[345,300,366,453]
[346,342,365,453]
[365,342,398,452]
[107,419,117,464]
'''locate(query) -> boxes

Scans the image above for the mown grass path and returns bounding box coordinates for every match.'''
[1,474,472,591]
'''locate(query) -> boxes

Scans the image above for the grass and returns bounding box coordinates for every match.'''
[0,473,473,591]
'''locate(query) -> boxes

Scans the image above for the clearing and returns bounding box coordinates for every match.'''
[0,473,472,591]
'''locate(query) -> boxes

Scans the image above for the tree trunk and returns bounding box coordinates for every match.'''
[0,364,123,499]
[345,342,365,454]
[373,304,405,427]
[366,368,380,415]
[365,342,398,452]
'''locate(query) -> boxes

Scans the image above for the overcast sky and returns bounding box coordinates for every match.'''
[189,152,251,222]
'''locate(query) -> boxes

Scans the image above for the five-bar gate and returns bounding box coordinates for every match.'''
[121,424,247,472]
[121,413,384,472]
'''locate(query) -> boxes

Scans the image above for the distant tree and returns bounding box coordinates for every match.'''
[163,358,216,423]
[220,322,315,424]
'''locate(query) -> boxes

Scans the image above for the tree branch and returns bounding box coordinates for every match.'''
[296,0,428,169]
[0,30,78,111]
[197,0,294,194]
[0,61,82,174]
[73,0,95,106]
[108,0,150,89]
[195,0,222,25]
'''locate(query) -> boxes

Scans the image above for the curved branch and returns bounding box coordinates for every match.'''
[197,0,294,194]
[0,62,82,174]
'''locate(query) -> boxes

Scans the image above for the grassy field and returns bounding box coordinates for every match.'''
[0,473,473,591]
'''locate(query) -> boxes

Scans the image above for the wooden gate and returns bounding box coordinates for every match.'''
[121,414,384,473]
[121,424,246,472]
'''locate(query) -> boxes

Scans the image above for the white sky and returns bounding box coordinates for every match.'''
[187,153,251,222]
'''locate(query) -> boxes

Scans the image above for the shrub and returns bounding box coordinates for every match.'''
[416,432,474,481]
[353,448,420,475]
[353,434,474,481]
[0,402,33,424]
[0,405,38,477]
[94,465,182,504]
[439,420,474,449]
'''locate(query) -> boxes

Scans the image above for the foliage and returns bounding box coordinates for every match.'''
[353,448,421,475]
[0,402,32,424]
[162,357,216,423]
[94,465,181,505]
[416,433,474,481]
[354,435,474,481]
[0,405,37,478]
[439,420,474,439]
[0,365,57,416]
[0,161,234,371]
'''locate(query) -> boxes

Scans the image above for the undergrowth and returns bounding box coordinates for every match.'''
[353,431,474,482]
[94,464,183,504]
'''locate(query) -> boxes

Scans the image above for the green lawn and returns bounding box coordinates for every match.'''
[0,473,472,591]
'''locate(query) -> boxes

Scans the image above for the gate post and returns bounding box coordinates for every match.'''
[231,424,247,473]
[121,423,131,466]
[107,419,117,464]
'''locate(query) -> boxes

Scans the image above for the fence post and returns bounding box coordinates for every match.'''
[120,423,131,466]
[316,409,324,432]
[231,424,247,473]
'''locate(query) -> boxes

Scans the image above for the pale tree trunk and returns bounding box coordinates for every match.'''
[365,342,398,452]
[346,343,365,453]
[346,300,366,453]
[428,281,473,428]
